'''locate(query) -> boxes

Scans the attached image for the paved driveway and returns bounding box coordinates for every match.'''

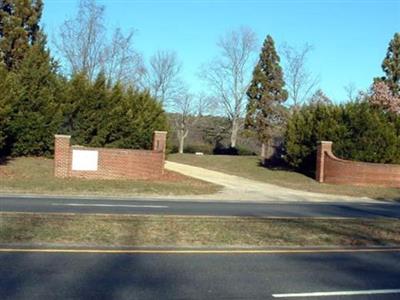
[165,161,375,203]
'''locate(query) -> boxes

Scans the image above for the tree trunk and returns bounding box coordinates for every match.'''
[260,143,266,165]
[261,139,275,164]
[230,118,239,148]
[177,129,188,154]
[178,135,185,154]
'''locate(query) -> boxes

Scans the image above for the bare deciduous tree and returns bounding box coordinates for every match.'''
[344,82,357,102]
[172,91,213,153]
[281,43,319,109]
[309,89,332,106]
[54,0,105,81]
[146,50,182,105]
[201,27,257,148]
[173,91,194,154]
[102,28,146,87]
[55,0,145,86]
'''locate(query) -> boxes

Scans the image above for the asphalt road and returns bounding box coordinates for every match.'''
[1,195,400,218]
[0,249,399,299]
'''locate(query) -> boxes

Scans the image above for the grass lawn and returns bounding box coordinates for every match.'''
[0,157,221,196]
[1,212,399,247]
[168,154,400,201]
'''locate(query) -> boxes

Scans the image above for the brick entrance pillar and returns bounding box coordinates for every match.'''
[54,135,71,178]
[316,141,332,183]
[153,131,167,153]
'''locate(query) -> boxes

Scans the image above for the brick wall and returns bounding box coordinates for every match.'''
[54,131,167,180]
[316,141,400,188]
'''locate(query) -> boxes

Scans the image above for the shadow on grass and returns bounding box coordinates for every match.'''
[258,157,317,180]
[0,156,12,166]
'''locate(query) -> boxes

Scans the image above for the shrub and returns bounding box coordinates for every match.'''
[284,101,400,175]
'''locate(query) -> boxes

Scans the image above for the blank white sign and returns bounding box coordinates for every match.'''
[72,150,98,171]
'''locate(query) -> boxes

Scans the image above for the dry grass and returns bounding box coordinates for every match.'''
[0,157,221,196]
[168,154,400,201]
[1,212,399,247]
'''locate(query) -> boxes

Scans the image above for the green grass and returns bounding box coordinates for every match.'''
[1,212,399,247]
[0,157,221,196]
[168,154,400,201]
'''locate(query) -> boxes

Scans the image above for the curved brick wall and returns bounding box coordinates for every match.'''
[316,141,400,188]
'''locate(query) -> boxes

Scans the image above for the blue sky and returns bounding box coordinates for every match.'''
[42,0,400,102]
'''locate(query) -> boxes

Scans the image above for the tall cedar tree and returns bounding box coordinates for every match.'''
[381,33,400,96]
[245,35,288,157]
[0,0,43,70]
[7,42,62,156]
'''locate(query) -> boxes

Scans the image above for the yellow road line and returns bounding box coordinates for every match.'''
[0,248,399,254]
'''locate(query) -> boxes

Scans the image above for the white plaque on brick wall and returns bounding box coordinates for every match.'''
[72,150,98,171]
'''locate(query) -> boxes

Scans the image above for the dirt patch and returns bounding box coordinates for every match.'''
[146,170,191,182]
[0,166,14,178]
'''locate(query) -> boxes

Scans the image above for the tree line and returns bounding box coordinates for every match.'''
[0,0,167,156]
[0,0,399,167]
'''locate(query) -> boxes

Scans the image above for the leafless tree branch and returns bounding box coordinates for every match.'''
[146,50,182,105]
[281,43,319,109]
[200,27,257,147]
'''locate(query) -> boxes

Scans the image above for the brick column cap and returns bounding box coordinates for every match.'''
[154,131,167,134]
[318,141,332,144]
[55,134,71,138]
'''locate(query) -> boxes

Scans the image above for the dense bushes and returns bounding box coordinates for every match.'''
[0,66,14,153]
[284,101,400,174]
[0,68,168,157]
[59,73,168,150]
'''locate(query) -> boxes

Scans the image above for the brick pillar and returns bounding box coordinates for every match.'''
[153,131,167,153]
[316,141,332,183]
[54,135,71,178]
[153,131,167,175]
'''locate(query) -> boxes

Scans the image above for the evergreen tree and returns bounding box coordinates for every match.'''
[0,0,44,70]
[0,65,17,154]
[59,72,90,135]
[100,82,125,146]
[381,33,400,96]
[284,101,400,175]
[62,74,168,150]
[7,43,62,156]
[116,88,168,150]
[72,72,109,146]
[245,35,288,159]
